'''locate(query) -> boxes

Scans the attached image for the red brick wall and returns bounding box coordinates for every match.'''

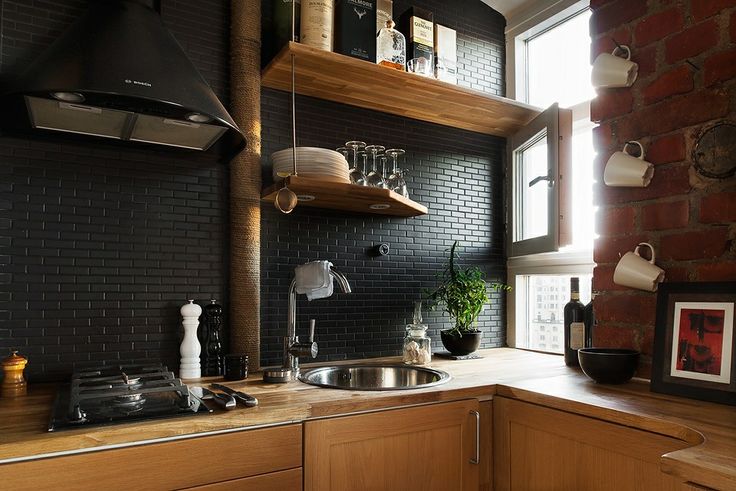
[590,0,736,376]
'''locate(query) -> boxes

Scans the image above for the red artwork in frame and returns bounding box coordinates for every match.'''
[652,282,736,406]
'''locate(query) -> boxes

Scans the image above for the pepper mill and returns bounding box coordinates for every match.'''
[1,351,28,397]
[201,299,224,376]
[179,300,202,379]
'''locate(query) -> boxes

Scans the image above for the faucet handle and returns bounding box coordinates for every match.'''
[289,320,318,359]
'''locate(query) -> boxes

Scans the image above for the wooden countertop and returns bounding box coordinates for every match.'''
[1,348,734,489]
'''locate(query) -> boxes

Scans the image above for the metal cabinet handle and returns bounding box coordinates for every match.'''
[470,410,480,465]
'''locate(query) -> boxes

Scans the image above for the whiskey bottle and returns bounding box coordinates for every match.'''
[376,19,406,70]
[334,0,377,62]
[399,6,434,77]
[300,0,334,51]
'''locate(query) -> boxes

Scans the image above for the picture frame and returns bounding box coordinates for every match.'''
[652,282,736,406]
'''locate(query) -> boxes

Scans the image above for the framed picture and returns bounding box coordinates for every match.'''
[652,282,736,406]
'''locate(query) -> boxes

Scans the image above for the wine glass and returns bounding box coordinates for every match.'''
[385,148,405,192]
[345,141,366,185]
[395,169,409,198]
[335,146,349,161]
[350,150,368,186]
[379,155,389,189]
[365,145,386,187]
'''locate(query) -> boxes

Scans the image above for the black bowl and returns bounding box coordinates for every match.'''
[440,330,482,356]
[578,348,640,384]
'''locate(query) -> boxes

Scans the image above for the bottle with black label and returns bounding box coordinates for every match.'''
[399,6,434,76]
[334,0,377,62]
[564,277,585,366]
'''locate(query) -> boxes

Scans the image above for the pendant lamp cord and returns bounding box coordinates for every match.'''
[290,0,298,177]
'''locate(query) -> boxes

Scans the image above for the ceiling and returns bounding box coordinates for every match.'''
[481,0,534,19]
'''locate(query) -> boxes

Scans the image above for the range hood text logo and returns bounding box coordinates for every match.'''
[124,79,152,87]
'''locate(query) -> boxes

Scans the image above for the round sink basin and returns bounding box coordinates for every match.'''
[298,364,451,391]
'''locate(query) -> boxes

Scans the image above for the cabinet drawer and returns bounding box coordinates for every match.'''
[183,467,302,491]
[0,424,302,491]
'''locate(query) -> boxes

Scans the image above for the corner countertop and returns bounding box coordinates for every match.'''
[0,348,734,489]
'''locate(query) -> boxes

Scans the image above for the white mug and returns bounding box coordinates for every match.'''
[592,45,638,88]
[603,141,654,187]
[613,242,665,292]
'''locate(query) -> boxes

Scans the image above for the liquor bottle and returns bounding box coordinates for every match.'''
[399,7,434,77]
[376,19,406,70]
[334,0,377,62]
[376,0,393,34]
[275,0,301,43]
[434,24,457,83]
[300,0,334,51]
[583,291,596,348]
[564,277,585,367]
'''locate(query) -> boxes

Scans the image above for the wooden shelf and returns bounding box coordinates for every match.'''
[262,42,541,137]
[261,176,428,217]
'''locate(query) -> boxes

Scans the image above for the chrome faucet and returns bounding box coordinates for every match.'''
[263,267,352,383]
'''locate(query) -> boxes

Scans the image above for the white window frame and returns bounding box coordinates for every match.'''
[505,0,595,349]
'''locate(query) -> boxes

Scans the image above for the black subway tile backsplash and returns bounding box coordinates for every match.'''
[2,0,507,380]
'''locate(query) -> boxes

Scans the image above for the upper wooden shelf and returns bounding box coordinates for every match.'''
[261,42,542,138]
[262,175,428,217]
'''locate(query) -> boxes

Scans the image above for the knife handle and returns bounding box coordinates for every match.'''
[236,393,259,407]
[212,392,237,410]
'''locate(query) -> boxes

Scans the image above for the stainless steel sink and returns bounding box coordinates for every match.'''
[298,364,451,391]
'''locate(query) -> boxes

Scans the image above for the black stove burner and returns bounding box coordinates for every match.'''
[49,363,211,432]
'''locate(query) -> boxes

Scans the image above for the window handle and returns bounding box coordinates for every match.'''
[529,174,554,188]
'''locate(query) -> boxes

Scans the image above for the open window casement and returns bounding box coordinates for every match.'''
[507,103,573,257]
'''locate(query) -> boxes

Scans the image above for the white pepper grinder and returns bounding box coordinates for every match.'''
[179,299,202,379]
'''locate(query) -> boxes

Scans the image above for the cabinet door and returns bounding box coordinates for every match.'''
[305,399,480,491]
[493,396,691,491]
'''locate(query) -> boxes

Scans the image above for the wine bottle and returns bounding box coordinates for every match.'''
[564,277,585,366]
[583,291,596,349]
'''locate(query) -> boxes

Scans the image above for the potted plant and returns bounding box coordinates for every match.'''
[426,241,510,356]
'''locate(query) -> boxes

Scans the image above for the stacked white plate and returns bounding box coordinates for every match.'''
[271,147,350,184]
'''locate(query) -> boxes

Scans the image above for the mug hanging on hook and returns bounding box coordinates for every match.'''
[603,141,654,187]
[592,45,638,88]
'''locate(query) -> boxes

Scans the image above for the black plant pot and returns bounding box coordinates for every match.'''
[440,330,482,356]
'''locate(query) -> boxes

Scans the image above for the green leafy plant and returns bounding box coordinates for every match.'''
[426,241,510,337]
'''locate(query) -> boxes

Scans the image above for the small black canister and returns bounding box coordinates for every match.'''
[223,354,248,381]
[201,299,224,376]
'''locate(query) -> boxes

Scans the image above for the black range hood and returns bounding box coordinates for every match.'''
[0,0,245,158]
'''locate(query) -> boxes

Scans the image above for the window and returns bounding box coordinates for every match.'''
[506,1,596,353]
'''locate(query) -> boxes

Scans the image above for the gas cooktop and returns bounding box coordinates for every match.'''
[49,363,211,432]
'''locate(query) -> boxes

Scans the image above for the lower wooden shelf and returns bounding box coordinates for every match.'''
[261,176,428,217]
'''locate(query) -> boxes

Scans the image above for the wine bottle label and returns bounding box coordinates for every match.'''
[570,322,585,349]
[300,0,334,51]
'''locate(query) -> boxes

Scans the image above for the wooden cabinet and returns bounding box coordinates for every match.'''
[493,397,693,491]
[304,399,482,491]
[0,424,302,491]
[183,468,302,490]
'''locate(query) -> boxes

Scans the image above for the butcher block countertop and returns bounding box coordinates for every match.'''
[1,348,734,489]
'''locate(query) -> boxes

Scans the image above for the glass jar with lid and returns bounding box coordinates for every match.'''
[403,301,431,365]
